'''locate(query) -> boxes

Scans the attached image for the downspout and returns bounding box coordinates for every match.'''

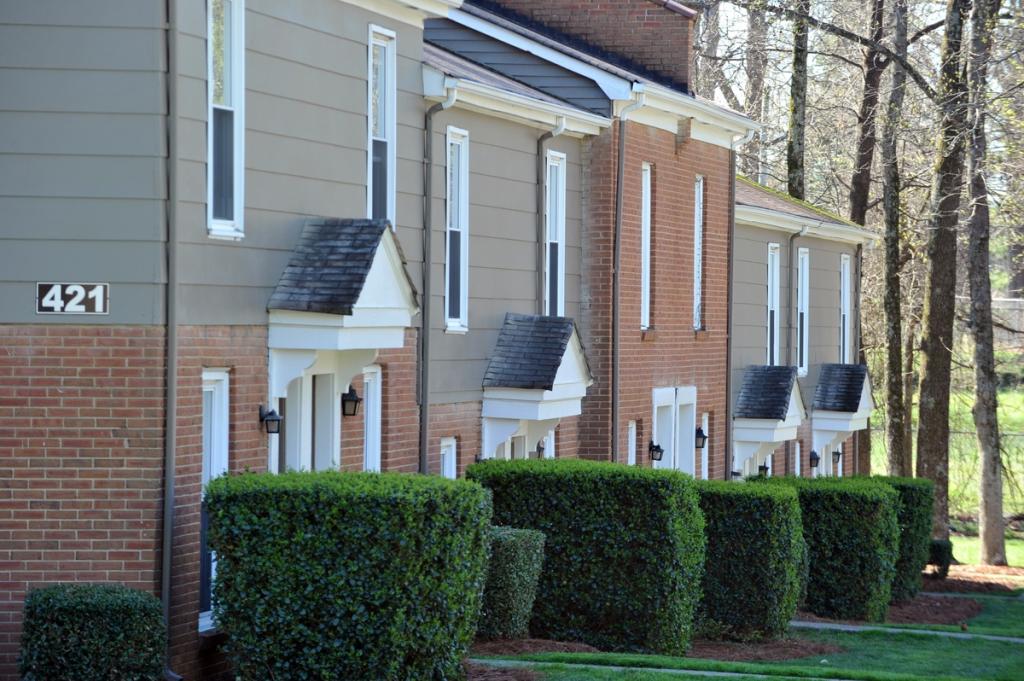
[419,83,457,475]
[611,88,645,464]
[161,0,182,677]
[536,116,568,314]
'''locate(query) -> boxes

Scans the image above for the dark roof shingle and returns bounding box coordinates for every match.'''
[268,217,413,316]
[483,313,579,390]
[813,364,868,412]
[735,365,799,420]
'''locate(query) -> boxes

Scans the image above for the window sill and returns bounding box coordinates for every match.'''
[693,327,710,339]
[641,327,657,342]
[208,222,245,241]
[445,323,469,335]
[797,369,808,378]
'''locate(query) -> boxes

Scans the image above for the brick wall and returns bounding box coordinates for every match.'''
[0,325,166,679]
[487,0,695,90]
[578,120,733,479]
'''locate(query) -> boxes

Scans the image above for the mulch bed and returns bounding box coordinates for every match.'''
[466,662,540,681]
[798,594,984,627]
[687,637,844,662]
[924,564,1024,595]
[472,638,601,656]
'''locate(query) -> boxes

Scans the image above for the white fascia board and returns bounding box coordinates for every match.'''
[733,417,800,444]
[735,204,876,245]
[423,66,610,137]
[339,0,460,25]
[448,7,633,100]
[629,84,759,146]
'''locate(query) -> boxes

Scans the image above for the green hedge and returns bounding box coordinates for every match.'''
[206,471,492,681]
[467,459,705,654]
[873,477,934,601]
[753,477,898,621]
[19,583,164,681]
[478,526,546,640]
[694,481,804,640]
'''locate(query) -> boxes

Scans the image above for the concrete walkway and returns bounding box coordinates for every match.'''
[790,619,1024,644]
[471,658,847,680]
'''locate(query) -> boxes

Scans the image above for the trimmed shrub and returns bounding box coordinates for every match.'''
[19,583,164,681]
[478,526,546,640]
[695,481,804,640]
[467,459,705,654]
[206,470,492,681]
[873,476,934,601]
[752,477,899,621]
[928,539,954,579]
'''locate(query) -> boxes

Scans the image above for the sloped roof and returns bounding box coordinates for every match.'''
[735,365,800,421]
[483,313,583,390]
[268,217,416,316]
[813,364,868,412]
[736,176,860,229]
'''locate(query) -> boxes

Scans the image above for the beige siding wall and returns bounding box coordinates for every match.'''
[0,0,168,324]
[731,223,859,407]
[173,0,428,324]
[427,108,584,403]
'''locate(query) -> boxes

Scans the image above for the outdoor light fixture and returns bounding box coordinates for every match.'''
[832,450,842,467]
[731,469,743,480]
[648,441,664,462]
[259,405,282,435]
[695,426,708,450]
[758,463,770,477]
[341,386,363,417]
[809,450,820,469]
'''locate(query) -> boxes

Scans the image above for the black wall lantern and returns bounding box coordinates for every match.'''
[648,441,664,462]
[730,469,743,480]
[259,405,282,435]
[832,450,842,468]
[695,426,708,451]
[758,463,770,477]
[809,450,820,469]
[342,386,363,417]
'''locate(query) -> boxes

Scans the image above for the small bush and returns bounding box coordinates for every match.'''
[19,583,164,681]
[695,481,804,640]
[752,477,898,621]
[478,526,546,640]
[467,459,705,654]
[928,539,954,579]
[206,470,492,681]
[873,476,934,601]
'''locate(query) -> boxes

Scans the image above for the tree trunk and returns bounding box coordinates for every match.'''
[787,0,810,200]
[743,4,768,178]
[882,0,909,476]
[917,0,971,541]
[902,312,917,475]
[848,0,887,227]
[967,0,1006,565]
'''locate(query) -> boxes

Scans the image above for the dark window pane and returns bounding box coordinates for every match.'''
[448,230,461,319]
[372,139,388,221]
[212,108,234,221]
[769,310,775,364]
[799,312,805,366]
[277,398,287,473]
[548,242,560,315]
[199,502,212,612]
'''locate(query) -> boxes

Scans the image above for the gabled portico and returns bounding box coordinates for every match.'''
[811,364,874,476]
[732,365,805,477]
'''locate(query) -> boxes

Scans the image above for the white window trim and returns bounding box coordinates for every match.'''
[693,175,705,330]
[626,420,637,465]
[797,247,810,376]
[363,365,382,472]
[545,150,567,317]
[206,0,246,241]
[767,243,781,365]
[199,369,229,632]
[793,441,802,478]
[445,126,470,333]
[440,436,457,479]
[640,162,652,330]
[700,412,709,480]
[840,253,852,364]
[366,25,397,227]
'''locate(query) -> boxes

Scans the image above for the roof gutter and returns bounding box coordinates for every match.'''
[419,82,458,475]
[611,87,646,464]
[537,116,568,315]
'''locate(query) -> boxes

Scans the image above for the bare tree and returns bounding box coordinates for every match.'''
[848,0,887,227]
[788,0,810,199]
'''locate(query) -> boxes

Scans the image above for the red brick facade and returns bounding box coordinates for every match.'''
[578,120,733,479]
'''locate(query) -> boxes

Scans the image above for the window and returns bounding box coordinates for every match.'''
[367,26,396,225]
[627,420,637,465]
[207,0,245,239]
[793,441,801,477]
[545,151,566,316]
[840,253,852,364]
[767,243,781,365]
[797,247,810,375]
[440,437,457,479]
[693,175,705,330]
[363,365,382,472]
[640,163,653,330]
[199,370,229,631]
[445,127,470,332]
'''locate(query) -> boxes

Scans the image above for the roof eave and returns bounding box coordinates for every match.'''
[735,204,876,245]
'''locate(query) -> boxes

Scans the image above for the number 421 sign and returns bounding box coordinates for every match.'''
[36,283,109,315]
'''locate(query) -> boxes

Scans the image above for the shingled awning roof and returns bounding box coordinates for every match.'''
[268,217,417,316]
[483,313,587,391]
[735,365,800,421]
[813,364,868,412]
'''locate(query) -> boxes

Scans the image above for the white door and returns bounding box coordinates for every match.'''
[652,387,676,469]
[652,386,697,473]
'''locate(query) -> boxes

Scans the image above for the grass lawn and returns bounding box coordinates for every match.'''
[951,535,1024,567]
[532,667,790,680]
[880,593,1024,638]
[504,628,1024,681]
